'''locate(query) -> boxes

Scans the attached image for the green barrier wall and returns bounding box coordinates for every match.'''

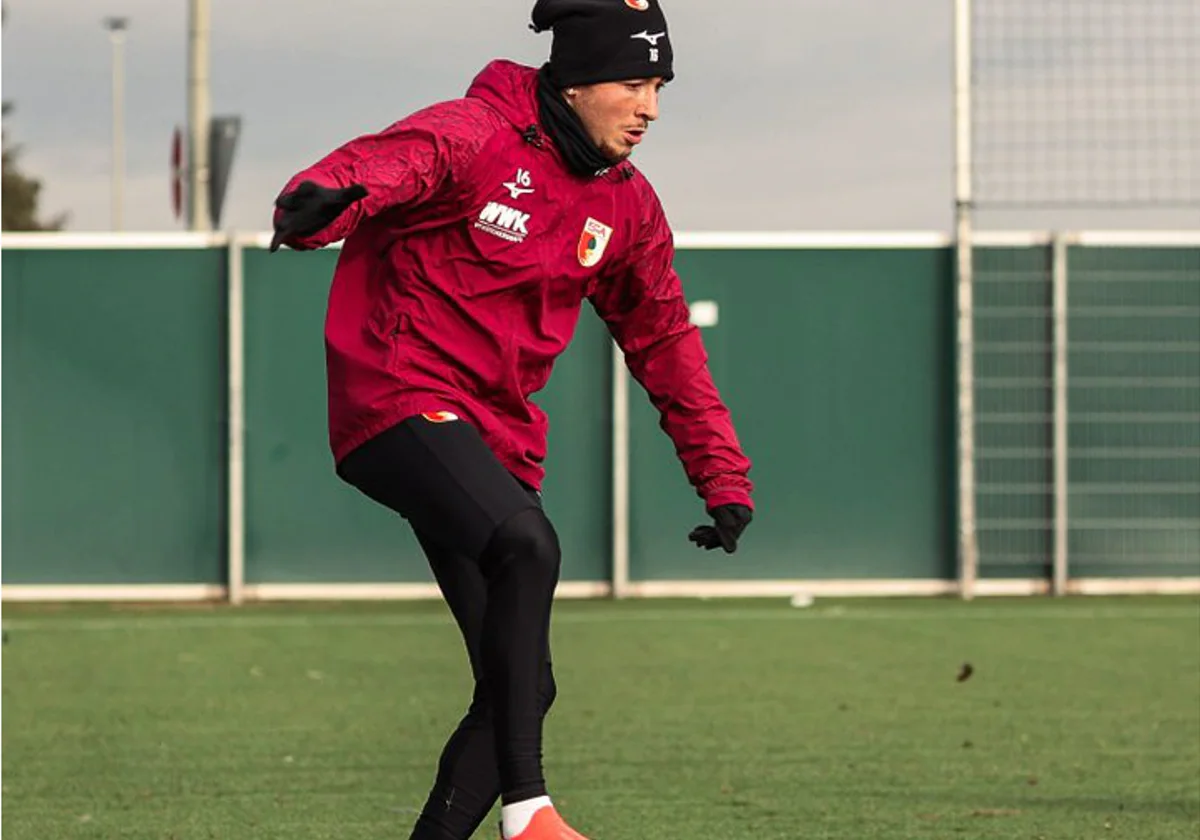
[241,248,611,584]
[626,248,956,581]
[1,248,227,584]
[241,248,408,584]
[3,239,1193,592]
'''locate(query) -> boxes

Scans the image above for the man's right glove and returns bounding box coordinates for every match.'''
[688,503,753,554]
[269,181,369,252]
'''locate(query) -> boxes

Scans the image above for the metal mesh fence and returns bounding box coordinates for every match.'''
[973,243,1054,581]
[971,240,1200,585]
[1066,245,1200,577]
[971,0,1200,209]
[958,0,1200,593]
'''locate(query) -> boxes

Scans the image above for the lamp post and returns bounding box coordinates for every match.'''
[187,0,210,230]
[102,16,128,231]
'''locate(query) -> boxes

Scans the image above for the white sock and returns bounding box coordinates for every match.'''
[501,795,553,838]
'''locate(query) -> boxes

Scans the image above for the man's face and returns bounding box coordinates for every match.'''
[565,78,665,163]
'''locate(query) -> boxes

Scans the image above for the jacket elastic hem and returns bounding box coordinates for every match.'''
[701,486,754,511]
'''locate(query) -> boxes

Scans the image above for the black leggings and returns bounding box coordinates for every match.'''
[336,415,562,840]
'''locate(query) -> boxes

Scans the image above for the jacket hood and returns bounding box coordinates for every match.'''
[465,58,638,183]
[465,60,543,135]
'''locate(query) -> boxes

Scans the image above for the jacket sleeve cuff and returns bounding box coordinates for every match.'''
[702,487,754,512]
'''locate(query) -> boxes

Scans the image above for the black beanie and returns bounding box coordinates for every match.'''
[530,0,674,89]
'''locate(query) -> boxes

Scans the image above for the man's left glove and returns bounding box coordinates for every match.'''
[269,181,369,252]
[688,503,753,554]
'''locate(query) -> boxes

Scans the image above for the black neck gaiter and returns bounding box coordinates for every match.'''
[535,65,616,178]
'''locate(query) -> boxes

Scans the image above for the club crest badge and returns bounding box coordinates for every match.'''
[421,411,459,423]
[624,0,650,9]
[578,217,614,268]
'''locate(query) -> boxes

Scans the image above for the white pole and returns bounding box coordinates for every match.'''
[611,340,631,599]
[1051,233,1069,597]
[953,0,979,600]
[227,237,246,604]
[188,0,211,231]
[103,17,128,231]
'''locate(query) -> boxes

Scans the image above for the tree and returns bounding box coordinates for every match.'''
[3,104,67,231]
[2,4,66,231]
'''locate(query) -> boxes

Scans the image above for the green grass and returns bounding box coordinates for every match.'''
[3,596,1199,839]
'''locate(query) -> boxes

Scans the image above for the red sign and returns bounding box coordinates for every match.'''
[171,127,184,221]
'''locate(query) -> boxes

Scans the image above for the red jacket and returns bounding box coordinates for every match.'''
[275,60,753,511]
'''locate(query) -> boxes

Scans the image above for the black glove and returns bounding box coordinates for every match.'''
[688,503,753,554]
[269,181,369,252]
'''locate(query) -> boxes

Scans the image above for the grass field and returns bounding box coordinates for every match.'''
[2,596,1198,839]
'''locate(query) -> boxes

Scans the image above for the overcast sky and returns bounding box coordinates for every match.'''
[2,0,1196,234]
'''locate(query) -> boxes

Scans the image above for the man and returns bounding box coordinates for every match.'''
[269,1,754,837]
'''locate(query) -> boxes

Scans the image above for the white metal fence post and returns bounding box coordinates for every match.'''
[227,236,246,604]
[954,0,979,600]
[611,340,631,599]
